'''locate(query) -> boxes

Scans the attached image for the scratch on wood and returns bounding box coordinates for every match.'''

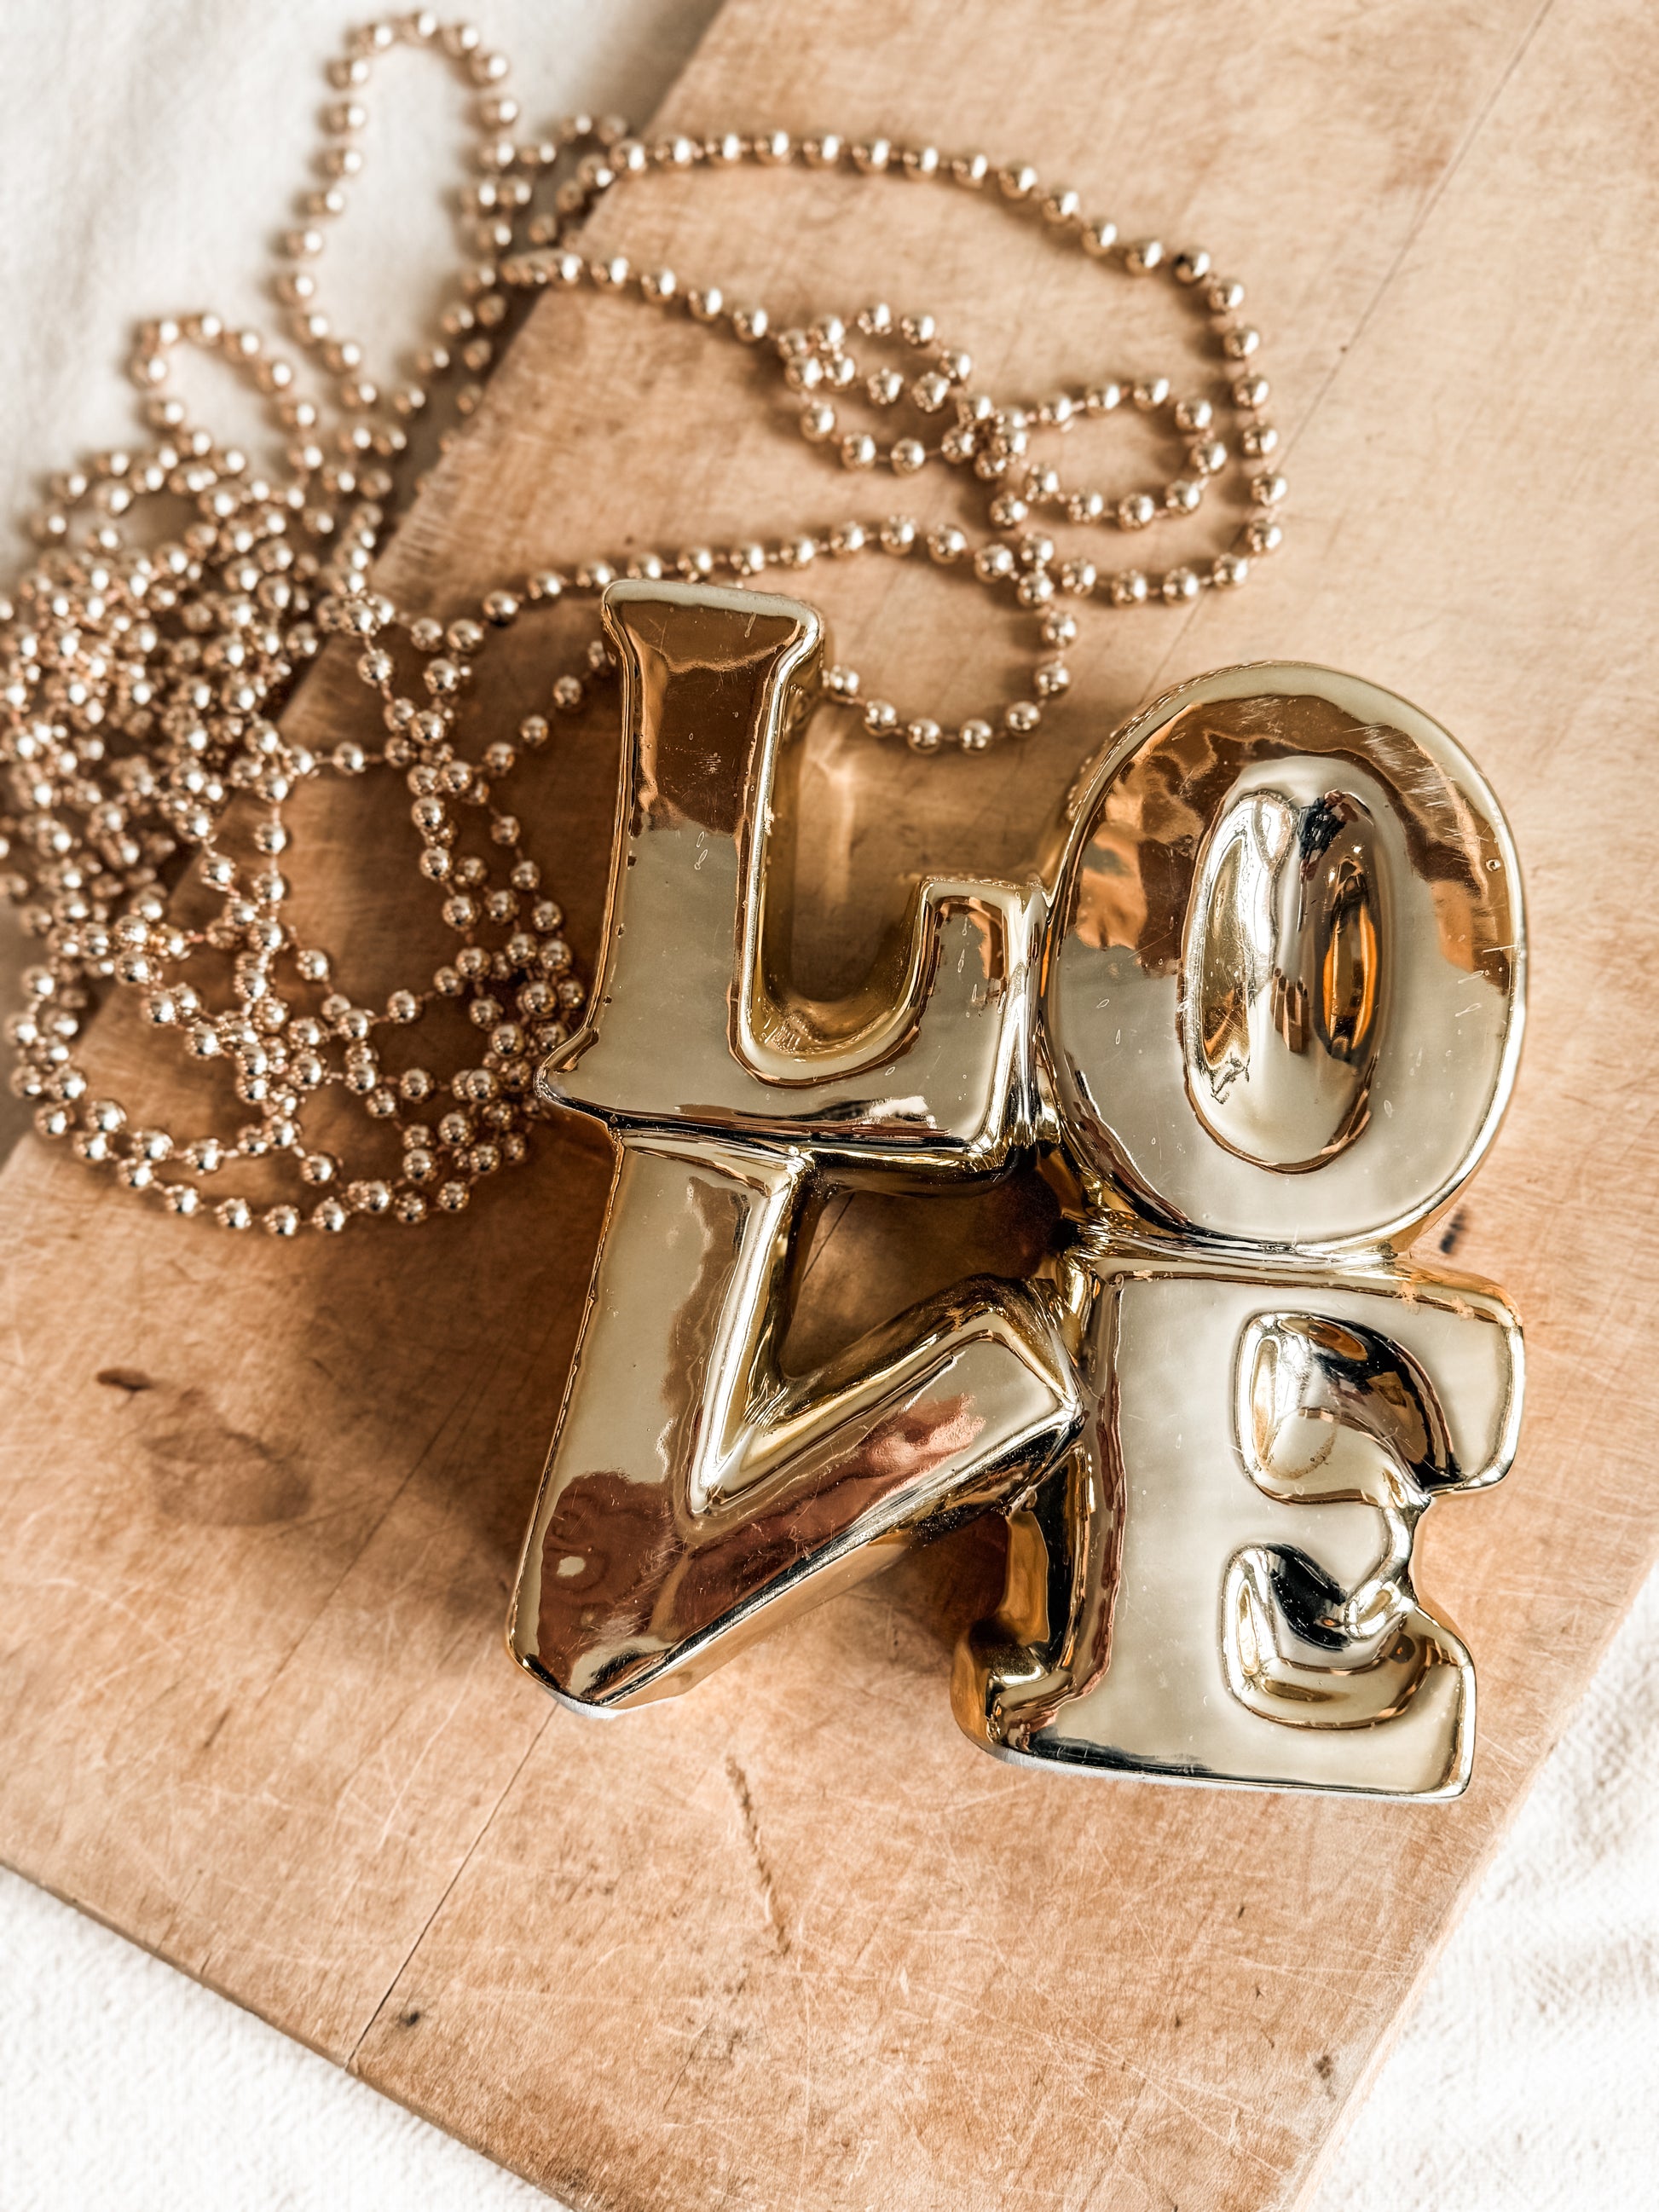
[344,1709,554,2074]
[724,1753,789,1955]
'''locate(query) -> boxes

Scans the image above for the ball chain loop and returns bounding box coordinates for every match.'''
[0,14,1286,1235]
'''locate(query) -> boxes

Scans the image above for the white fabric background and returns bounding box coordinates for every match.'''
[1,6,1654,2209]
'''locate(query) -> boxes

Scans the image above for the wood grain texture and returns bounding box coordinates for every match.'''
[3,1,1657,2207]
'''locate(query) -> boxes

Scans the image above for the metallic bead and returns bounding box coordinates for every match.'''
[958,718,993,752]
[905,719,942,754]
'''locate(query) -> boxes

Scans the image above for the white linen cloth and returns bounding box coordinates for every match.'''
[1,6,1654,2208]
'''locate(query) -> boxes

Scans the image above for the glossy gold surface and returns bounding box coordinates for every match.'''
[509,581,1078,1710]
[513,1131,1080,1708]
[1041,667,1523,1250]
[548,581,1044,1172]
[512,594,1526,1797]
[952,1231,1521,1796]
[957,663,1526,1796]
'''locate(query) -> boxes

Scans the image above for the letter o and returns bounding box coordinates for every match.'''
[1041,663,1525,1250]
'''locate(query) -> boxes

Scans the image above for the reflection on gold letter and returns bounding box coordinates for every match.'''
[509,584,1080,1710]
[956,666,1525,1798]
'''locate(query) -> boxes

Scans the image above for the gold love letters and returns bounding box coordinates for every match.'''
[508,581,1524,1799]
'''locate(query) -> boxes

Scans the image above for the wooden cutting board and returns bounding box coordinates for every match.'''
[3,1,1656,2206]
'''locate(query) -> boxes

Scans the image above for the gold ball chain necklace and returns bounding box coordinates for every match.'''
[0,12,1286,1236]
